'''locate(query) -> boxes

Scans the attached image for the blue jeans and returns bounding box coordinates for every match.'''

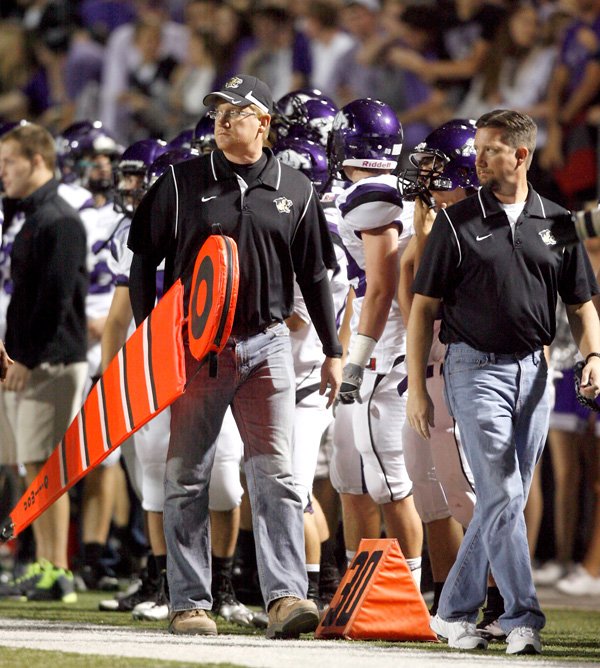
[164,323,307,612]
[439,342,549,632]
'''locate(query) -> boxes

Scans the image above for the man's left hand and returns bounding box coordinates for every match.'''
[579,357,600,399]
[320,357,342,409]
[4,360,30,392]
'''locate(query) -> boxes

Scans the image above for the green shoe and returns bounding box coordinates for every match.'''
[0,560,50,599]
[27,564,77,603]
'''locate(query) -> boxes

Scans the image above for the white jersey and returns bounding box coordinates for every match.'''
[336,174,413,373]
[0,207,25,340]
[291,191,349,384]
[84,202,123,319]
[107,214,134,286]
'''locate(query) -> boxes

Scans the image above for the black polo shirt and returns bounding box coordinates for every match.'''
[413,185,598,354]
[128,148,341,354]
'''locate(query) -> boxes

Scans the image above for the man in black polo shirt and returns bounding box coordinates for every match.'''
[406,110,600,654]
[127,74,342,638]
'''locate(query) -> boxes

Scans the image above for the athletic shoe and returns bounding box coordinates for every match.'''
[133,570,169,621]
[506,627,542,655]
[212,573,255,627]
[532,560,568,586]
[26,565,77,603]
[266,597,319,639]
[169,609,217,635]
[556,564,600,596]
[79,564,120,592]
[99,572,157,611]
[251,608,268,629]
[430,614,488,650]
[477,617,506,641]
[0,561,49,599]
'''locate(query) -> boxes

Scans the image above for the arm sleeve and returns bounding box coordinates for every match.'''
[293,187,342,357]
[129,253,159,326]
[300,274,343,358]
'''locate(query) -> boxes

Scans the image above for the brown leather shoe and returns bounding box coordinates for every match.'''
[169,609,218,635]
[266,596,319,639]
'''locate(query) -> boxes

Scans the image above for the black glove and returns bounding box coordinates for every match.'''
[339,363,364,404]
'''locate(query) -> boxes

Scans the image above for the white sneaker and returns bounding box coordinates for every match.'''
[532,560,567,586]
[506,627,542,655]
[430,614,488,650]
[133,601,170,621]
[556,564,600,596]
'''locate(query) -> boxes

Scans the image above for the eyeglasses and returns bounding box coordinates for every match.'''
[208,109,259,122]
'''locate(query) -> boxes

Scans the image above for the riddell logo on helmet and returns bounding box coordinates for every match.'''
[359,159,392,168]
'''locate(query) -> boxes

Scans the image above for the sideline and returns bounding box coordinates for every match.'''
[0,617,559,668]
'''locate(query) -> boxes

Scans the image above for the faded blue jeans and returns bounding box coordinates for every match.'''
[439,342,549,632]
[164,323,307,612]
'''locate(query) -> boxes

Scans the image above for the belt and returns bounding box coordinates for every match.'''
[229,321,282,341]
[488,350,540,363]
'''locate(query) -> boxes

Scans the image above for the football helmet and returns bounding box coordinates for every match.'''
[272,89,338,147]
[328,99,403,179]
[192,112,216,154]
[147,147,199,187]
[56,120,122,187]
[113,139,168,214]
[401,119,478,201]
[272,136,329,193]
[167,128,194,150]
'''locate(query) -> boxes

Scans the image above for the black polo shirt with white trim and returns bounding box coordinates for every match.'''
[128,148,341,354]
[413,185,598,354]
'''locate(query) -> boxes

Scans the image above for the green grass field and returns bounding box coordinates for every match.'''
[1,593,600,665]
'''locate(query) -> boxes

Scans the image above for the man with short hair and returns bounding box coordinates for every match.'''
[407,109,600,655]
[0,123,88,602]
[127,74,342,638]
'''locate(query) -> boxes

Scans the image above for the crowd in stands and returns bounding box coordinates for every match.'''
[0,0,597,211]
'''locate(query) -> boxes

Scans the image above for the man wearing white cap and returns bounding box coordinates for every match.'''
[128,74,342,638]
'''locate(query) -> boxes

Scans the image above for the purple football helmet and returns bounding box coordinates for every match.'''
[328,99,403,179]
[192,112,216,154]
[147,147,199,186]
[273,89,338,147]
[272,137,329,193]
[402,119,478,199]
[56,120,122,186]
[167,128,194,150]
[114,139,168,213]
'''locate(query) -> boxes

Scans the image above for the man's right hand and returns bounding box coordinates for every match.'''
[0,340,13,382]
[407,388,435,439]
[339,362,364,404]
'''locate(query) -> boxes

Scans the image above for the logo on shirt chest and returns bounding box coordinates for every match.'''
[274,197,293,214]
[538,229,557,246]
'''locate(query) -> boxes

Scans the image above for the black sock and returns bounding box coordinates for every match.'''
[307,570,320,596]
[146,553,158,582]
[320,538,337,569]
[82,542,103,568]
[485,585,504,616]
[430,581,444,616]
[154,554,167,574]
[236,529,256,568]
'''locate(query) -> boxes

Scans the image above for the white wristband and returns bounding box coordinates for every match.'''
[348,333,377,368]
